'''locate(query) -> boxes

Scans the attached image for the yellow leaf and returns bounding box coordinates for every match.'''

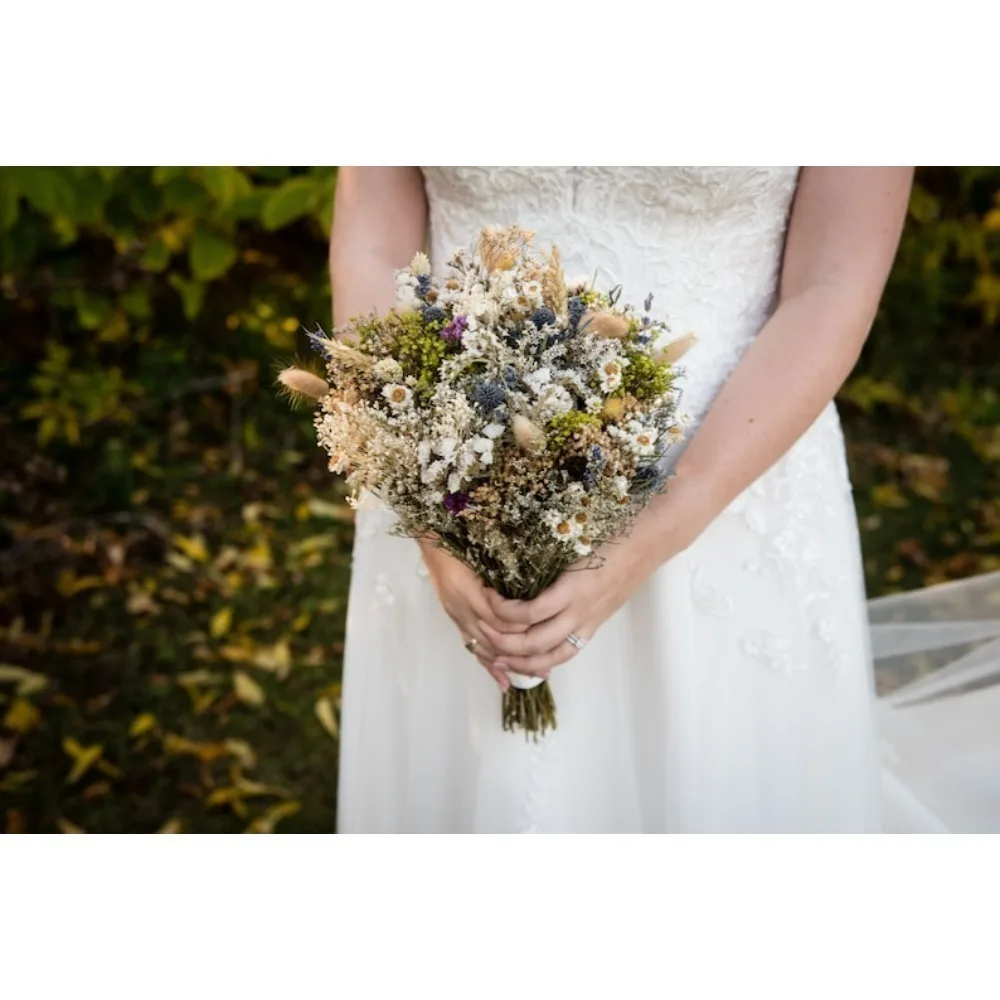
[288,534,336,559]
[306,497,354,521]
[246,800,301,834]
[210,606,233,638]
[172,534,209,563]
[241,502,264,524]
[166,552,195,573]
[983,208,1000,232]
[56,817,86,834]
[162,734,230,761]
[4,698,42,734]
[96,759,122,780]
[291,612,311,632]
[233,671,265,706]
[177,669,226,687]
[0,769,38,794]
[872,482,909,509]
[225,739,257,770]
[126,589,160,615]
[56,571,106,597]
[158,818,184,834]
[192,690,218,715]
[62,738,104,784]
[314,697,339,740]
[219,642,254,664]
[0,664,48,696]
[128,713,158,738]
[243,537,273,571]
[251,639,292,679]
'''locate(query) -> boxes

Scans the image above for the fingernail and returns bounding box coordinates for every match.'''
[494,662,508,672]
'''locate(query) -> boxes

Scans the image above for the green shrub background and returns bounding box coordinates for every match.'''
[1,166,998,833]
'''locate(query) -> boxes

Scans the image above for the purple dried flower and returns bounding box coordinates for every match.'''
[441,314,468,344]
[443,491,470,514]
[644,293,654,312]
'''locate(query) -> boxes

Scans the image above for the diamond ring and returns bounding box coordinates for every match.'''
[464,637,479,655]
[565,632,588,651]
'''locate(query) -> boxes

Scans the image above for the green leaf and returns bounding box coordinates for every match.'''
[189,228,238,281]
[168,274,207,320]
[261,177,322,231]
[74,290,114,331]
[140,238,172,273]
[0,171,20,231]
[120,283,153,320]
[15,167,76,217]
[152,166,187,185]
[163,175,210,215]
[225,189,268,222]
[200,166,253,207]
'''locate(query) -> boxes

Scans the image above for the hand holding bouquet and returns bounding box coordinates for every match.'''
[279,226,693,737]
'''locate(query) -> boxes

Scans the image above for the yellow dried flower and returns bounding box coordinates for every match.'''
[478,225,535,272]
[601,396,626,421]
[512,414,547,453]
[582,311,630,339]
[542,245,568,315]
[326,337,374,371]
[410,251,431,276]
[276,367,329,402]
[654,333,697,365]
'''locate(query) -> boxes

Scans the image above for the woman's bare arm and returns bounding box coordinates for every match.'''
[329,167,427,327]
[650,166,915,562]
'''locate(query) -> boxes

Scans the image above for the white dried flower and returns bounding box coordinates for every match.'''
[471,436,495,466]
[523,367,552,395]
[395,285,420,311]
[483,422,506,439]
[598,358,625,393]
[537,384,574,418]
[522,280,543,303]
[410,252,431,276]
[373,358,404,381]
[382,383,413,410]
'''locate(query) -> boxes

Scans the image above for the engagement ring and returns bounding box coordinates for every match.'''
[464,637,479,655]
[565,633,588,651]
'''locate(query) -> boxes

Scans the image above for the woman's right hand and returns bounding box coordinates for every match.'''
[419,540,523,692]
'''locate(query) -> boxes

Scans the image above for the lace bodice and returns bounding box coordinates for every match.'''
[421,166,800,422]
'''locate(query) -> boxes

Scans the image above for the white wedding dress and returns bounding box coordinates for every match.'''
[337,167,1000,833]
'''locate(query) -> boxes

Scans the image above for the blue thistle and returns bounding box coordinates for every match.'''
[634,465,666,490]
[568,297,586,331]
[422,305,445,325]
[502,365,520,388]
[471,379,505,416]
[644,292,654,313]
[306,328,333,356]
[531,307,556,330]
[416,274,432,297]
[583,445,606,487]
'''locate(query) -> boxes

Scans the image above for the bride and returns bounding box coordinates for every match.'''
[330,166,993,834]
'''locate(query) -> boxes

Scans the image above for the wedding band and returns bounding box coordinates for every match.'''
[464,637,479,655]
[565,632,587,651]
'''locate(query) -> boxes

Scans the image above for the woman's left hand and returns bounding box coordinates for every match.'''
[478,473,713,677]
[479,538,647,677]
